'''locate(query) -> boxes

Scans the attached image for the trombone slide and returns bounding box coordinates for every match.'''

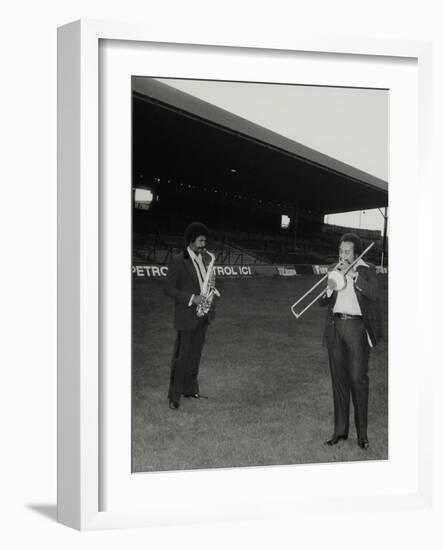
[290,273,328,319]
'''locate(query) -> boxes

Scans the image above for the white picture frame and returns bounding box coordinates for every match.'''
[57,19,433,531]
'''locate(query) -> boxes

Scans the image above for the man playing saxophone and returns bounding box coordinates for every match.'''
[164,222,220,410]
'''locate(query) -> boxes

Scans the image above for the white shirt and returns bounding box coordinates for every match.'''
[187,246,207,306]
[331,259,369,316]
[329,259,374,347]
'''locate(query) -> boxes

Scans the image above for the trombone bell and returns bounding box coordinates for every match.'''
[327,270,346,291]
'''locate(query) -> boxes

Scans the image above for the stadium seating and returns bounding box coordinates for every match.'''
[133,219,387,267]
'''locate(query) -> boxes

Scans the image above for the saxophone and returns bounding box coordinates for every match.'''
[196,250,220,317]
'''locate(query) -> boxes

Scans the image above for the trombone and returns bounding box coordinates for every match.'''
[290,242,375,319]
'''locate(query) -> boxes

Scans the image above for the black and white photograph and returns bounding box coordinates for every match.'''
[4,0,439,544]
[131,77,389,472]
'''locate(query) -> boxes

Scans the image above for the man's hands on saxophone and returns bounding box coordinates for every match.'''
[195,249,219,318]
[192,295,204,305]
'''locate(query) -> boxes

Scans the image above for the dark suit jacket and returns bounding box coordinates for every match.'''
[319,263,383,348]
[163,249,217,330]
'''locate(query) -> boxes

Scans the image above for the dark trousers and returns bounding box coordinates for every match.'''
[327,318,370,440]
[168,318,209,402]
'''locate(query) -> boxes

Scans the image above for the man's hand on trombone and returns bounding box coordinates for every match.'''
[335,259,349,272]
[337,259,358,277]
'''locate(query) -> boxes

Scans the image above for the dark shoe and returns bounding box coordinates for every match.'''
[358,438,369,450]
[324,434,348,446]
[184,393,208,399]
[169,400,180,409]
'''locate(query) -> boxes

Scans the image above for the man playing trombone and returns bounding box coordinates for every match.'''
[319,233,382,450]
[163,222,219,410]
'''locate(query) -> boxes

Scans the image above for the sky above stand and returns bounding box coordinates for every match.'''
[158,78,389,233]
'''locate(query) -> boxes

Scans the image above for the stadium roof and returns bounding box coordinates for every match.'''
[132,78,388,215]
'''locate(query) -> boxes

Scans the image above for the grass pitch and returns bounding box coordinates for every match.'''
[132,275,388,472]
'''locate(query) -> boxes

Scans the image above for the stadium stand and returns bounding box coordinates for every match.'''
[133,220,386,268]
[131,79,388,272]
